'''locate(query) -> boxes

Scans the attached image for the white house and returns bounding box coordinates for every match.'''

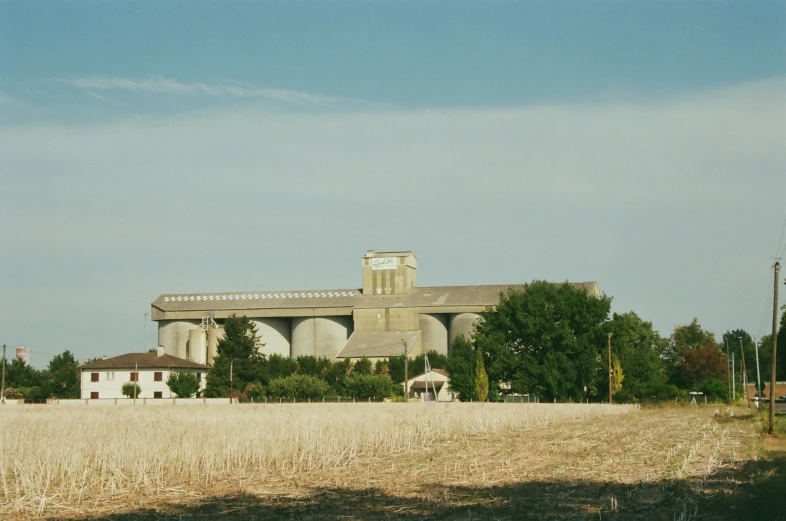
[402,369,454,402]
[80,347,208,400]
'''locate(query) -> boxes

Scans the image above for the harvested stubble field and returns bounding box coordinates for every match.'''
[1,403,783,520]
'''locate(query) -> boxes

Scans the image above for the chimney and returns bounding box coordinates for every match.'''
[157,345,166,357]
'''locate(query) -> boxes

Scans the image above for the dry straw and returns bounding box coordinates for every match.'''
[1,403,633,516]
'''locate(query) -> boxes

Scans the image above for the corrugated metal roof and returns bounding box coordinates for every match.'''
[151,282,600,313]
[80,353,208,370]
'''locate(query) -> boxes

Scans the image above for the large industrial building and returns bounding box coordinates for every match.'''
[151,251,599,365]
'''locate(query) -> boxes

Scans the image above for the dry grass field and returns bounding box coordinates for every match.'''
[1,403,783,520]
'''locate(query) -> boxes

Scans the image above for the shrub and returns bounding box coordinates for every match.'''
[268,375,328,400]
[166,371,200,398]
[344,374,394,401]
[352,357,373,375]
[121,382,141,398]
[3,387,23,399]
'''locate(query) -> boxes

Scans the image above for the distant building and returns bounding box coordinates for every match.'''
[79,347,207,400]
[402,369,453,402]
[151,250,599,365]
[16,347,30,364]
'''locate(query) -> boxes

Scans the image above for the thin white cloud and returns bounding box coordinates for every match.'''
[58,76,368,105]
[1,78,784,360]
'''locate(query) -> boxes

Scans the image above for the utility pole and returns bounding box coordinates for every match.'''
[134,362,138,405]
[608,333,613,404]
[754,336,762,400]
[1,344,6,404]
[739,337,750,408]
[725,339,731,400]
[229,359,234,405]
[732,353,736,401]
[403,339,409,403]
[769,261,780,435]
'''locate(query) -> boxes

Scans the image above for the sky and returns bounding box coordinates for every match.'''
[1,1,785,367]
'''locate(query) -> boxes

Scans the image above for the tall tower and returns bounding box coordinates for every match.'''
[361,250,417,296]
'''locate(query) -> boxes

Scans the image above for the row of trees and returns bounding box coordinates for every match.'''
[4,283,784,403]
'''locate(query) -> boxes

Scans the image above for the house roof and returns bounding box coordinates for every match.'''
[406,368,449,381]
[151,282,600,314]
[80,352,208,370]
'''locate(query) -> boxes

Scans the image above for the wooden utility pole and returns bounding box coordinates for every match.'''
[1,344,6,404]
[229,359,234,405]
[403,339,409,403]
[769,261,780,435]
[725,339,731,400]
[608,333,613,404]
[739,337,749,408]
[754,336,762,400]
[134,362,138,404]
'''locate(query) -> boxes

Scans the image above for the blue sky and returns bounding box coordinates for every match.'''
[1,1,785,366]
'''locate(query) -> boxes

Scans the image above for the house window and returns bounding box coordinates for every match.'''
[154,391,163,399]
[197,372,202,382]
[91,372,99,382]
[130,372,139,382]
[90,392,99,399]
[154,372,163,382]
[106,372,115,381]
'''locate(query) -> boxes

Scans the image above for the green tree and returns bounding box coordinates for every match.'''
[474,349,489,402]
[323,359,352,395]
[606,312,672,401]
[295,356,332,378]
[205,315,267,398]
[446,334,475,401]
[268,374,329,400]
[166,371,201,398]
[476,282,612,401]
[4,357,50,401]
[121,382,141,398]
[668,319,727,392]
[344,374,394,400]
[47,350,80,399]
[352,357,373,375]
[268,354,298,379]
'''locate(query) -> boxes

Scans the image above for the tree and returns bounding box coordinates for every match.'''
[446,334,475,401]
[611,358,624,396]
[344,374,394,400]
[205,315,267,398]
[474,349,489,402]
[166,371,200,398]
[46,350,80,399]
[475,282,612,401]
[268,375,329,400]
[352,357,373,375]
[668,319,727,393]
[606,312,671,401]
[295,356,332,378]
[4,357,50,401]
[121,382,141,398]
[268,354,298,379]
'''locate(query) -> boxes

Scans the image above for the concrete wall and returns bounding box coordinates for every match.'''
[45,397,228,406]
[354,308,419,332]
[158,320,201,359]
[253,318,292,358]
[419,313,449,355]
[361,252,417,296]
[80,368,206,400]
[291,316,353,359]
[449,313,481,345]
